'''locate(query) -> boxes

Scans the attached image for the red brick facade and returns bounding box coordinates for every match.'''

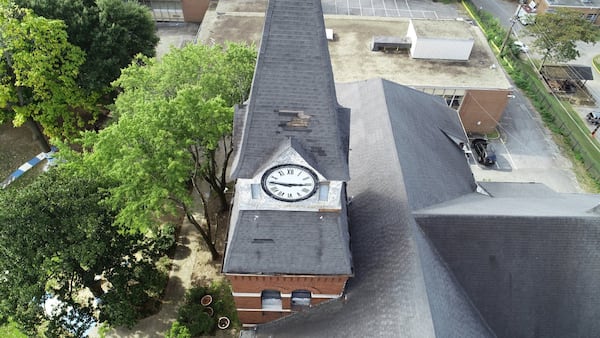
[181,0,209,23]
[225,274,350,326]
[459,89,510,134]
[537,1,600,25]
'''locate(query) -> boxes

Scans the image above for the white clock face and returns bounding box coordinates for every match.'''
[261,164,318,202]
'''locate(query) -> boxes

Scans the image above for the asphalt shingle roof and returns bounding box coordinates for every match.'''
[339,78,477,210]
[257,78,492,338]
[416,214,600,338]
[256,79,600,338]
[230,0,350,181]
[222,203,352,275]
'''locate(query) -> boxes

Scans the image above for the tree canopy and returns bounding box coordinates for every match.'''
[527,8,600,67]
[0,167,174,336]
[71,42,256,261]
[0,1,91,144]
[14,0,159,92]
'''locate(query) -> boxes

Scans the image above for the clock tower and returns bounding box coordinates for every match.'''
[222,0,353,327]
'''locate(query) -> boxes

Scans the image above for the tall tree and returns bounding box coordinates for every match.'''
[526,8,600,69]
[73,43,256,261]
[0,1,90,149]
[14,0,159,92]
[0,168,174,336]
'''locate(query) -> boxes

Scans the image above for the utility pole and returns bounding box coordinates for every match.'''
[500,1,525,54]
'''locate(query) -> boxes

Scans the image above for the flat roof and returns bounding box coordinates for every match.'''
[542,64,594,81]
[544,0,600,8]
[411,19,474,40]
[198,6,511,90]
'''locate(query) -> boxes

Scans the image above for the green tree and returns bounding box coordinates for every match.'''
[0,168,174,335]
[527,8,600,69]
[71,43,256,261]
[14,0,159,92]
[0,1,90,150]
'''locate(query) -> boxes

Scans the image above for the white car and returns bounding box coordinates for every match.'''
[514,41,529,53]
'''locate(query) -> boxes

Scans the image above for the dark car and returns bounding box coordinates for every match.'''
[471,138,496,166]
[586,112,600,125]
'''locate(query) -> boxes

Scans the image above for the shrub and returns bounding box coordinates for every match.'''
[171,281,240,336]
[165,321,191,338]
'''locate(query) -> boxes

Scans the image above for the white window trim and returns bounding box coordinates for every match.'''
[233,291,341,299]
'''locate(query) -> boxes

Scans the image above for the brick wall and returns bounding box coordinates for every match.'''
[226,274,350,325]
[459,89,510,134]
[181,0,209,23]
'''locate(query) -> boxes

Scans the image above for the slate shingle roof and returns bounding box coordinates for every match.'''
[416,214,600,338]
[256,78,600,338]
[230,0,350,181]
[257,79,492,337]
[338,79,477,210]
[222,202,352,275]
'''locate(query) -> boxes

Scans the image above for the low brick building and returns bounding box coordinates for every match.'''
[534,0,600,24]
[138,0,209,22]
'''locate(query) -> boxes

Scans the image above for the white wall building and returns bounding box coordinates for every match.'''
[407,19,474,61]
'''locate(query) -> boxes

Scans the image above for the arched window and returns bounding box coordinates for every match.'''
[291,290,311,309]
[261,290,282,310]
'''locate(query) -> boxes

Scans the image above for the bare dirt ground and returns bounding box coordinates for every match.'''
[0,122,44,184]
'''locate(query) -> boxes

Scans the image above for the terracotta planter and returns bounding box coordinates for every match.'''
[204,306,214,317]
[218,316,230,330]
[200,295,212,306]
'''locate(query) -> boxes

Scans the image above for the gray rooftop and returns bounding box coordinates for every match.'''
[416,181,600,217]
[230,0,350,180]
[257,78,494,337]
[416,213,600,338]
[338,78,477,210]
[256,78,600,337]
[543,0,600,9]
[222,205,352,275]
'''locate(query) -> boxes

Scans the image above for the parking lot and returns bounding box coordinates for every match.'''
[469,93,582,193]
[321,0,459,18]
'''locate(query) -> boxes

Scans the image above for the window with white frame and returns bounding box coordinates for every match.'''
[291,290,311,308]
[261,290,282,310]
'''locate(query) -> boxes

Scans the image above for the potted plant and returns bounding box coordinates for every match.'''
[217,316,230,330]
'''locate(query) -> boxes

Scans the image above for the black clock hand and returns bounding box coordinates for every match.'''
[268,181,311,187]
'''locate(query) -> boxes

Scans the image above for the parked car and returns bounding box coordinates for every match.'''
[586,112,600,125]
[513,41,529,53]
[471,138,496,167]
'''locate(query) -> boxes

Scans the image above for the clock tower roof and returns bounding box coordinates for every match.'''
[229,0,350,181]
